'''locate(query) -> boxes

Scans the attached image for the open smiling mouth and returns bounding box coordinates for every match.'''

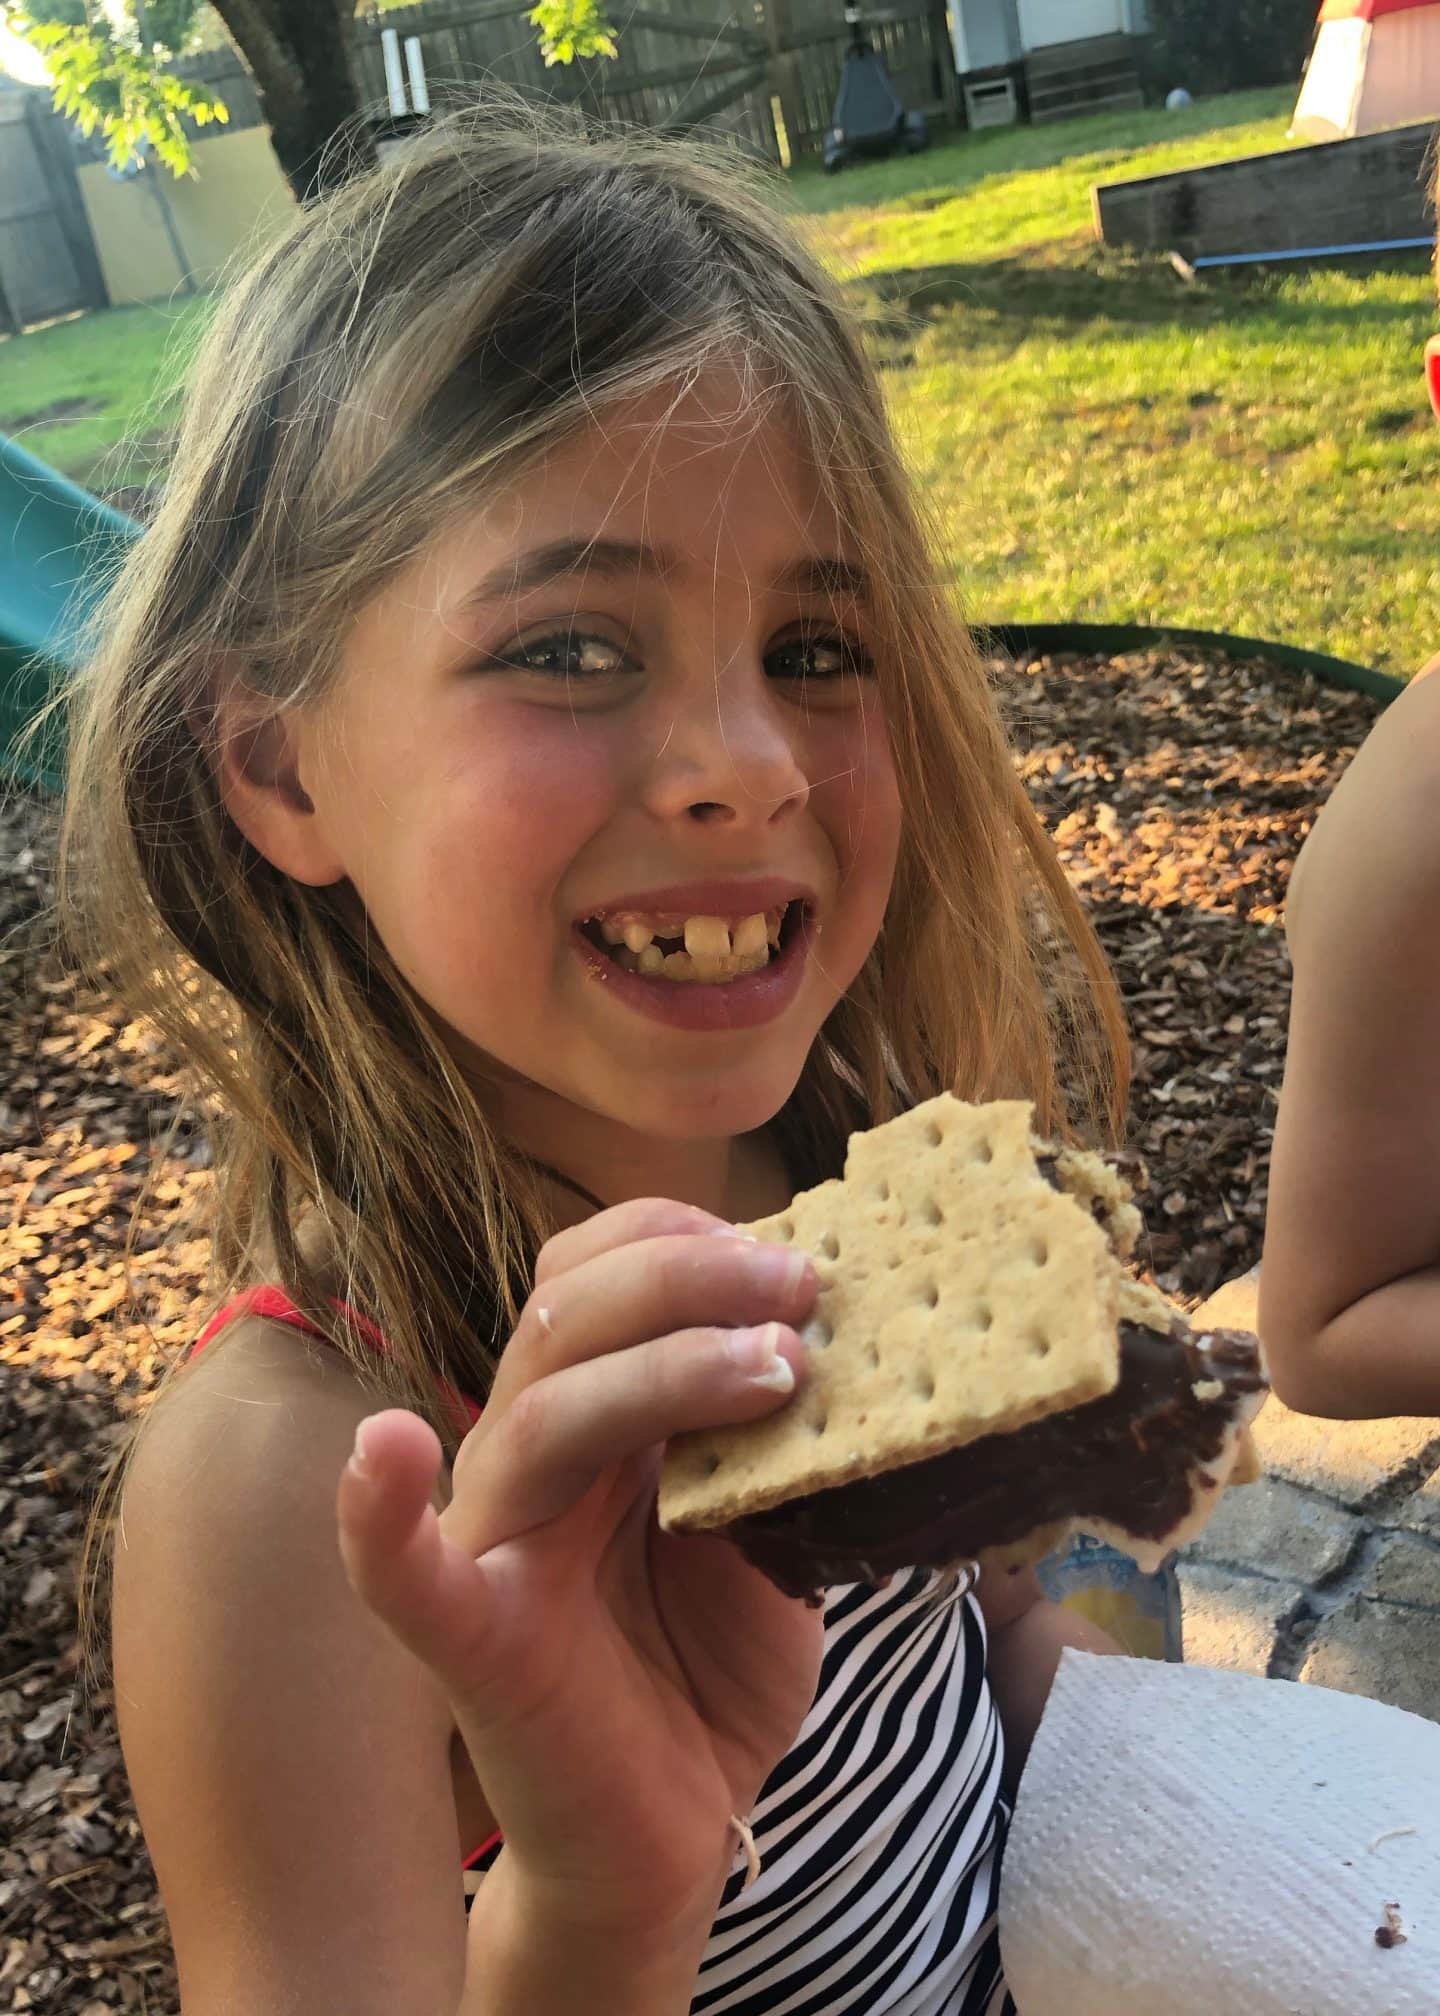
[578,902,806,985]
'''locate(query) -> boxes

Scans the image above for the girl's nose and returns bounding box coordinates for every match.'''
[644,675,811,831]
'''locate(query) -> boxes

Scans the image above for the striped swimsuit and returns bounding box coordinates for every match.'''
[194,1292,1015,2015]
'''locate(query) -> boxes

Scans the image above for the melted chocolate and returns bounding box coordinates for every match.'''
[724,1320,1264,1601]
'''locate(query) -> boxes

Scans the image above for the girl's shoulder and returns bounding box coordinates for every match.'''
[119,1307,396,1622]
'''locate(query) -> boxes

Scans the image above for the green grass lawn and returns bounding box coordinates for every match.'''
[785,87,1440,675]
[0,293,213,505]
[3,88,1436,669]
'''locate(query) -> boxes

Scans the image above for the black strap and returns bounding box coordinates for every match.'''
[525,1158,607,1216]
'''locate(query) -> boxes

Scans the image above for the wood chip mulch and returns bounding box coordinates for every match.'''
[0,645,1382,2011]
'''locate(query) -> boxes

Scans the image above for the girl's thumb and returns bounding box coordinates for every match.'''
[336,1408,497,1700]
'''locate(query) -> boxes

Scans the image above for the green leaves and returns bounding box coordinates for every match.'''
[3,6,228,177]
[526,0,618,67]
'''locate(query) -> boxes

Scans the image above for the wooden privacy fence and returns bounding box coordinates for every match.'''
[176,0,959,165]
[0,88,108,331]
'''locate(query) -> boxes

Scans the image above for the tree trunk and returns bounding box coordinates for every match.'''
[215,0,376,203]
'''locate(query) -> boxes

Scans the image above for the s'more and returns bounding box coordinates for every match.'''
[658,1093,1267,1600]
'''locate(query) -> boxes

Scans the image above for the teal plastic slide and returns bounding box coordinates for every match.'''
[0,434,139,791]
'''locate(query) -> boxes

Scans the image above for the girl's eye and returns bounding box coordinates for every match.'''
[487,629,634,680]
[767,632,875,683]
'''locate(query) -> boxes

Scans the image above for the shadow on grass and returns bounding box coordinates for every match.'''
[848,247,1434,347]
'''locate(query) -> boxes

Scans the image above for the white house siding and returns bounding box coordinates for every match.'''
[952,0,1022,72]
[1015,0,1125,48]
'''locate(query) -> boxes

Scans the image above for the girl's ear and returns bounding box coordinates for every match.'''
[201,674,347,888]
[1427,337,1440,422]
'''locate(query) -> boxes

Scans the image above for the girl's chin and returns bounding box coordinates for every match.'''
[442,1033,808,1138]
[591,1058,809,1142]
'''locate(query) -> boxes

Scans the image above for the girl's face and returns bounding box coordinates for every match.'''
[273,372,901,1144]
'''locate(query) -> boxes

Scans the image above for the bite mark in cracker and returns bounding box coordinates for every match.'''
[657,1093,1267,1597]
[660,1097,1121,1531]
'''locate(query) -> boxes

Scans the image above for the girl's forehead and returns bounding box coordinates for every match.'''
[412,375,857,604]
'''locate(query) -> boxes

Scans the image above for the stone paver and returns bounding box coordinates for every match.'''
[1397,1468,1440,1542]
[1301,1596,1440,1722]
[1185,1472,1360,1584]
[1366,1529,1440,1607]
[1175,1273,1440,1723]
[1251,1405,1440,1509]
[1175,1560,1301,1675]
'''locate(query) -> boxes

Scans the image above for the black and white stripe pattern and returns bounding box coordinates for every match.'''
[465,1569,1013,2011]
[694,1569,1014,2015]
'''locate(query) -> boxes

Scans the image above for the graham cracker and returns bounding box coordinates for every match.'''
[658,1094,1122,1533]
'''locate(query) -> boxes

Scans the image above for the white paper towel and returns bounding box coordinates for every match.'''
[1000,1651,1438,2015]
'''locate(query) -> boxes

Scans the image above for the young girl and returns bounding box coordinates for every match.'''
[63,106,1126,2014]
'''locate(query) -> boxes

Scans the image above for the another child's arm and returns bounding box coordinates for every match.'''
[978,1564,1121,1796]
[1261,666,1440,1418]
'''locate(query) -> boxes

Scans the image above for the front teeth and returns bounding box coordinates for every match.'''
[595,909,784,983]
[684,916,731,960]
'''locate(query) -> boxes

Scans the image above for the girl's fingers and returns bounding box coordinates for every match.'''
[491,1232,816,1410]
[532,1197,736,1286]
[336,1408,501,1695]
[448,1322,807,1555]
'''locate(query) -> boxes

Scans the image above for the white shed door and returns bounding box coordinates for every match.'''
[1017,0,1125,48]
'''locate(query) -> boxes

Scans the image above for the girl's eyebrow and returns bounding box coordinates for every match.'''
[453,539,870,609]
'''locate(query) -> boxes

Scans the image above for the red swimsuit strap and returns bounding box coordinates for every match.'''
[192,1286,483,1432]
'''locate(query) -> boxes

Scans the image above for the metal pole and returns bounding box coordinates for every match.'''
[404,37,430,116]
[381,29,408,118]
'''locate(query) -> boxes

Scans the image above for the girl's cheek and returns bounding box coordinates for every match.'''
[435,702,622,855]
[815,706,902,862]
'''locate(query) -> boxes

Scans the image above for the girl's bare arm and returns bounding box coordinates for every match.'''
[1262,668,1440,1418]
[114,1322,477,2015]
[120,1322,701,2016]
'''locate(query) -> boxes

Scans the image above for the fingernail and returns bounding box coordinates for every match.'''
[747,1244,809,1294]
[707,1224,759,1242]
[727,1323,796,1393]
[349,1416,378,1477]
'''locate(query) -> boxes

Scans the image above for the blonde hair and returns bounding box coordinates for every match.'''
[62,102,1126,1648]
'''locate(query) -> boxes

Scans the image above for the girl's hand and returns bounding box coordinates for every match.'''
[336,1201,824,1945]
